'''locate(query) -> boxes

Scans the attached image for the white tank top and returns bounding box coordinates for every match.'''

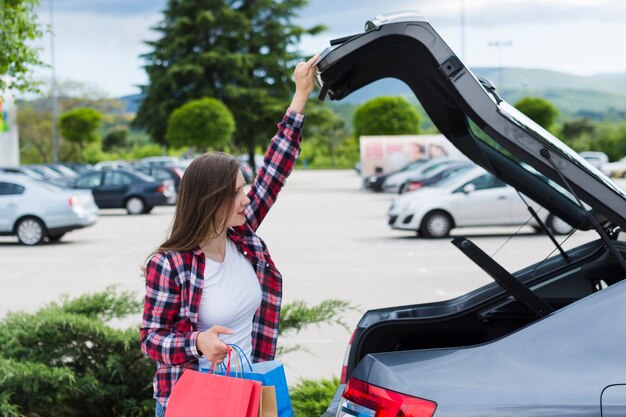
[197,239,262,370]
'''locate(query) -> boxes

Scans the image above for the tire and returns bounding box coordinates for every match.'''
[15,217,46,245]
[143,206,154,214]
[125,196,145,215]
[420,211,453,238]
[546,214,574,235]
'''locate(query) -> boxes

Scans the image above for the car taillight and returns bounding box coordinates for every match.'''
[173,167,184,178]
[340,329,357,384]
[407,182,424,192]
[69,196,79,207]
[338,378,437,417]
[156,182,167,193]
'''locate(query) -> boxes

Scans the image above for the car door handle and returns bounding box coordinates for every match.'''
[7,203,16,208]
[497,196,507,200]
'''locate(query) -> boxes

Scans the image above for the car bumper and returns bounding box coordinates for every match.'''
[388,209,421,230]
[48,213,98,234]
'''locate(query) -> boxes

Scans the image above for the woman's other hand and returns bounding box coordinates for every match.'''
[196,325,234,365]
[290,54,319,113]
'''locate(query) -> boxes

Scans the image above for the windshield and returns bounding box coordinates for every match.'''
[432,167,479,188]
[497,102,626,200]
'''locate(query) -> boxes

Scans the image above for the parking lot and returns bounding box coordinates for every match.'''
[1,169,621,383]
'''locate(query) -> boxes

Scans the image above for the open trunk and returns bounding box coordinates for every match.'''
[345,239,626,378]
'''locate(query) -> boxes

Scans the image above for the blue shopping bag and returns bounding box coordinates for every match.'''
[230,344,293,417]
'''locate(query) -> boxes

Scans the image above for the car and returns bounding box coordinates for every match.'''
[134,165,184,192]
[0,166,45,180]
[389,166,572,237]
[579,151,608,169]
[69,169,176,215]
[399,161,474,194]
[600,156,626,177]
[139,156,182,167]
[22,164,64,180]
[315,11,626,417]
[93,160,135,171]
[0,174,98,245]
[382,157,467,193]
[44,163,79,178]
[365,159,428,192]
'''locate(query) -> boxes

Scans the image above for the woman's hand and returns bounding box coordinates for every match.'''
[289,54,319,114]
[196,325,233,365]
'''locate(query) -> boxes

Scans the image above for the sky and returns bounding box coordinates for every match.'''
[30,0,626,98]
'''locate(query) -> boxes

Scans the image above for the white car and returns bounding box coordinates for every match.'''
[579,151,608,169]
[382,157,467,193]
[0,174,99,245]
[600,156,626,177]
[388,167,573,238]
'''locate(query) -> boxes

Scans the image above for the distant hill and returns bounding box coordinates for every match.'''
[118,68,626,121]
[321,67,626,121]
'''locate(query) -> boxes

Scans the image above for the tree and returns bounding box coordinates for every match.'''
[514,97,560,130]
[59,108,103,158]
[561,117,595,141]
[0,0,45,92]
[353,96,421,138]
[302,105,351,167]
[134,0,324,171]
[17,104,54,162]
[102,127,129,152]
[166,98,235,150]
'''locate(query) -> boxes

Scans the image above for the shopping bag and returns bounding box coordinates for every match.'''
[165,348,262,417]
[260,386,278,417]
[230,344,293,417]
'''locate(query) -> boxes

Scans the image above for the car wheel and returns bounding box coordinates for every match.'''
[16,217,46,245]
[546,214,574,235]
[143,206,154,214]
[420,211,453,238]
[125,197,145,215]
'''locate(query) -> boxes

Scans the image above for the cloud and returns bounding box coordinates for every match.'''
[37,0,166,17]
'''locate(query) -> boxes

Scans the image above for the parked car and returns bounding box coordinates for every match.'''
[139,156,182,167]
[239,160,254,183]
[600,155,626,177]
[316,12,626,417]
[365,159,428,192]
[399,161,474,194]
[93,160,134,171]
[0,174,98,245]
[135,165,184,192]
[44,163,79,178]
[61,162,95,175]
[579,151,608,169]
[69,169,176,214]
[0,166,45,180]
[22,164,64,180]
[383,157,466,193]
[389,166,572,237]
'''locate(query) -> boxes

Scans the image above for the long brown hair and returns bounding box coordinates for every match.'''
[155,152,240,254]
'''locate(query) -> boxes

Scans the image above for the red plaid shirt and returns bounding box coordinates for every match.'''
[140,109,305,407]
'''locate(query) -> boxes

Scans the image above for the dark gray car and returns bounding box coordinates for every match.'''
[315,12,626,417]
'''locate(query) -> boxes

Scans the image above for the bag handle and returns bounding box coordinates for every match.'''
[209,345,232,376]
[228,344,253,372]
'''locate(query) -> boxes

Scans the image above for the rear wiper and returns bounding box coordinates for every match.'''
[452,236,555,318]
[540,148,626,274]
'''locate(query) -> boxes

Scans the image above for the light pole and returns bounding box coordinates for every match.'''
[460,0,466,61]
[49,0,59,162]
[488,40,512,91]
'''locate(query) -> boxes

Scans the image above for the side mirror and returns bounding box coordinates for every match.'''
[462,183,476,194]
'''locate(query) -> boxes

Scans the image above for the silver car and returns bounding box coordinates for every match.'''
[388,166,573,238]
[0,174,99,245]
[382,157,467,193]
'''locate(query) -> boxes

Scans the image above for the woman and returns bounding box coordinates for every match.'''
[140,55,318,416]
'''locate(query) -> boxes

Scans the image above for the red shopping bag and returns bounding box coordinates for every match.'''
[165,349,262,417]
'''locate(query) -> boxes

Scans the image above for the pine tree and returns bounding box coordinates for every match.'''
[134,0,324,170]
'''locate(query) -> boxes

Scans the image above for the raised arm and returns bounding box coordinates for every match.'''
[245,55,318,231]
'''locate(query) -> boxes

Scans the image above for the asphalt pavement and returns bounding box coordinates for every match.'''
[1,170,622,384]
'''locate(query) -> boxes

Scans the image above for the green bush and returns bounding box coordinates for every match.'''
[0,290,354,417]
[291,377,340,417]
[514,97,559,130]
[0,288,154,417]
[353,96,421,138]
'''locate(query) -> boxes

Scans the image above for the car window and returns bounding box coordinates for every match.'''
[460,174,507,191]
[151,168,171,181]
[104,171,133,186]
[75,173,102,188]
[0,182,25,195]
